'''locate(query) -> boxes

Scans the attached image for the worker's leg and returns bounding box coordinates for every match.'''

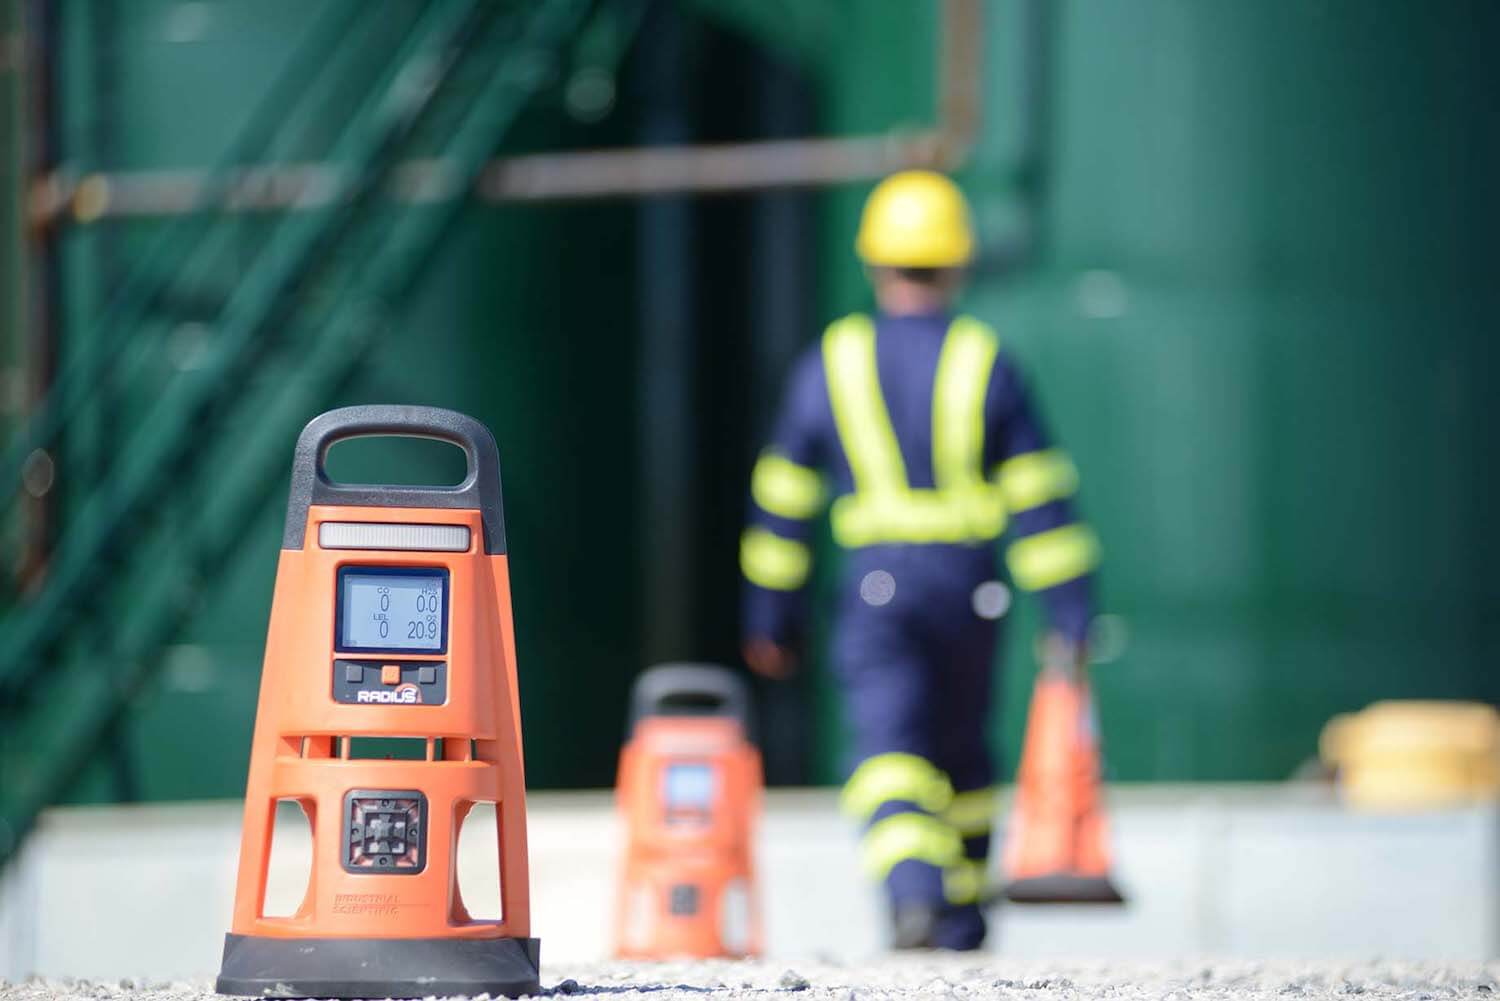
[832,593,960,944]
[930,610,1001,951]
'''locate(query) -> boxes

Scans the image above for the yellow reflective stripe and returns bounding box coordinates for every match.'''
[751,451,826,520]
[823,315,907,497]
[943,858,989,904]
[1007,522,1101,591]
[945,787,998,837]
[932,316,999,494]
[739,527,812,591]
[841,752,954,821]
[996,449,1079,512]
[860,813,963,880]
[830,489,1005,548]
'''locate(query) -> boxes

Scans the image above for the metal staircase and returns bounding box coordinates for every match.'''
[0,0,593,865]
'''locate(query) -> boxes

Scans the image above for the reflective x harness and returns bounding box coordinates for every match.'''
[823,313,1007,548]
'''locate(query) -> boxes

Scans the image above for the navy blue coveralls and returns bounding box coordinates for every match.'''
[740,310,1098,949]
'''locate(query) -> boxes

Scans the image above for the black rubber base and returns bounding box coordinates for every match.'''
[215,932,541,998]
[1004,873,1127,905]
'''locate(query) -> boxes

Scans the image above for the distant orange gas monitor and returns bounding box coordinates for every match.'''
[216,406,538,998]
[615,665,763,959]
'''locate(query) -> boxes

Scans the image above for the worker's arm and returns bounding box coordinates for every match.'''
[740,352,831,677]
[985,354,1099,648]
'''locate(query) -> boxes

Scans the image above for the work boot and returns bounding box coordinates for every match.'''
[931,903,987,951]
[889,902,939,950]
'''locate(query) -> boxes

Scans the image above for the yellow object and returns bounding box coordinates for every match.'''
[996,449,1080,512]
[855,170,975,268]
[942,858,988,905]
[932,316,1001,497]
[738,526,811,591]
[750,451,827,520]
[944,786,999,837]
[1005,521,1101,591]
[1320,701,1500,811]
[840,751,954,821]
[822,313,1008,546]
[859,812,962,880]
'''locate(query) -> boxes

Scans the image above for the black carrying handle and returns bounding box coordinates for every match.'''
[628,663,753,736]
[282,405,506,554]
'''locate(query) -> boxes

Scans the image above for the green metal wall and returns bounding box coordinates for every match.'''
[824,0,1500,780]
[38,0,1500,802]
[51,0,643,801]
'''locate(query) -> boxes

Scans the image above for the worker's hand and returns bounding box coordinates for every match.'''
[743,638,797,679]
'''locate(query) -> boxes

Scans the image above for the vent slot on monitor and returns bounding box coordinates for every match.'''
[262,798,315,918]
[452,801,503,922]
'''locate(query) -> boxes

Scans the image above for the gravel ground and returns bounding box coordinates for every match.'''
[3,959,1498,1001]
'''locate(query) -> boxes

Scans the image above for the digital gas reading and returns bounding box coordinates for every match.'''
[338,568,448,652]
[663,763,717,810]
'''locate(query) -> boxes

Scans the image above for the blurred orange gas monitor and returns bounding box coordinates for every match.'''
[216,405,538,999]
[615,665,763,959]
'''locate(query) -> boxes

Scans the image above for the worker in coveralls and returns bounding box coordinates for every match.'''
[739,171,1100,950]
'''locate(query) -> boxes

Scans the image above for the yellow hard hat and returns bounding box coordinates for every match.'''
[855,170,975,268]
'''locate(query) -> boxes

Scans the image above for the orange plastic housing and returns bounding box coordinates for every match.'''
[1002,667,1125,904]
[614,680,763,959]
[226,500,531,942]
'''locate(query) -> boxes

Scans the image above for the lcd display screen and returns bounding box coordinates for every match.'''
[662,763,716,810]
[337,567,448,653]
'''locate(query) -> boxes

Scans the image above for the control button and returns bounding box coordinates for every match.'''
[333,659,446,706]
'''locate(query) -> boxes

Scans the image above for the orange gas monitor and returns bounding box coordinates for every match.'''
[615,665,763,959]
[216,406,539,999]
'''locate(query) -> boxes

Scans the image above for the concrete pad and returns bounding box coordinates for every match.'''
[0,786,1495,981]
